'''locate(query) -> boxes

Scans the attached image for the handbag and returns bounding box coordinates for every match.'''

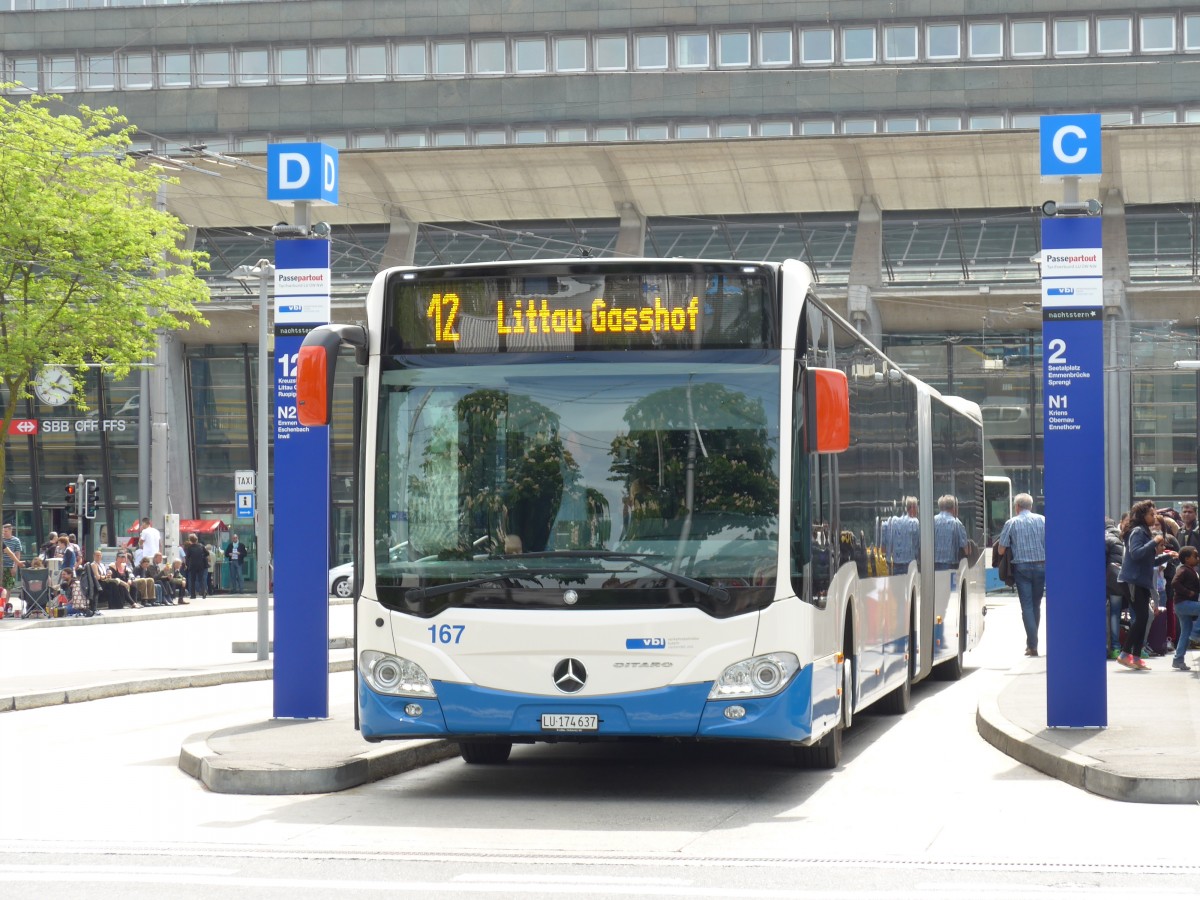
[991,540,1015,586]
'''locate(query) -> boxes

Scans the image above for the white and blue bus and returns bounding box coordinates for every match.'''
[297,258,986,768]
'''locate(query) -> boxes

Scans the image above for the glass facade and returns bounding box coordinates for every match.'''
[1130,324,1200,503]
[0,343,358,584]
[184,344,359,572]
[4,213,1198,570]
[2,367,139,542]
[887,322,1200,512]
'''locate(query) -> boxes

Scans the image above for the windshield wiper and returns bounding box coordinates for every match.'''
[493,550,731,604]
[405,571,541,603]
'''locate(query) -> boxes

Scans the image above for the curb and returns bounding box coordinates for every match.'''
[1,659,354,713]
[178,732,461,795]
[0,595,352,631]
[975,674,1200,805]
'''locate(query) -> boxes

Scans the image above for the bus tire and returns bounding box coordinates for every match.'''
[458,741,513,764]
[793,722,841,769]
[879,609,914,715]
[934,591,967,682]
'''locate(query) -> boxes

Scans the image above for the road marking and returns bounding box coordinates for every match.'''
[0,866,1193,899]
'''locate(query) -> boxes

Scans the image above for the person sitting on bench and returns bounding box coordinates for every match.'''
[89,550,136,609]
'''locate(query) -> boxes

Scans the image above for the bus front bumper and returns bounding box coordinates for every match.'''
[359,665,815,743]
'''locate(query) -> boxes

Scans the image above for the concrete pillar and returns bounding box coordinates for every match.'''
[161,332,193,519]
[150,225,197,529]
[614,202,646,257]
[1102,188,1131,518]
[847,196,884,347]
[380,208,419,269]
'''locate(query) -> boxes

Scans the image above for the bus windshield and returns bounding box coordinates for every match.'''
[374,352,781,617]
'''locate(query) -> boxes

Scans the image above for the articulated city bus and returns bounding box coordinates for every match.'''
[297,258,986,768]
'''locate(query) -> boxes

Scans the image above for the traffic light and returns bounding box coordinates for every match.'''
[64,480,77,512]
[84,479,98,520]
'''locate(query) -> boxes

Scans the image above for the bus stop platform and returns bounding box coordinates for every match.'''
[977,652,1200,805]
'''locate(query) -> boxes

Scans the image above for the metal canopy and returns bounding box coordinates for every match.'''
[163,126,1200,229]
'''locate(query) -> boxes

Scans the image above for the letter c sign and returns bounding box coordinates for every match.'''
[1039,114,1101,177]
[267,143,340,205]
[1052,125,1087,165]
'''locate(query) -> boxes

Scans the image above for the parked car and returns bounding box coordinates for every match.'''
[327,542,414,598]
[328,562,353,598]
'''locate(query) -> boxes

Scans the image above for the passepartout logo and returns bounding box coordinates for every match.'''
[1041,247,1102,278]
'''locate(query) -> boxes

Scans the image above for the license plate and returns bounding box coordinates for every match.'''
[540,713,599,732]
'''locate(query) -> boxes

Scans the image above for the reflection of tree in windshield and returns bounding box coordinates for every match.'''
[609,383,778,541]
[407,388,583,556]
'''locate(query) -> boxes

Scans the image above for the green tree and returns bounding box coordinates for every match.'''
[0,92,208,524]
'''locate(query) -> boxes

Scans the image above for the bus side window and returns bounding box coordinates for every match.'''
[791,394,834,607]
[809,454,833,608]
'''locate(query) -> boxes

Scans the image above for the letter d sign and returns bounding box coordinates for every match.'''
[267,143,339,205]
[1039,114,1101,177]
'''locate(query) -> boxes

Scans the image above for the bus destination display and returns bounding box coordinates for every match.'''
[388,269,771,353]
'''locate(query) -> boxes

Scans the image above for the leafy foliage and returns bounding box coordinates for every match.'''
[0,91,209,519]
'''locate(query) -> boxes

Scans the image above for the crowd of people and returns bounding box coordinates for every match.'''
[981,494,1199,671]
[2,519,250,618]
[1106,499,1200,671]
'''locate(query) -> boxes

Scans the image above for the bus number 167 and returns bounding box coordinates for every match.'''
[428,624,466,644]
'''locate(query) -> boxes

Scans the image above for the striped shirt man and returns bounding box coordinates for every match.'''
[2,524,22,572]
[998,505,1046,564]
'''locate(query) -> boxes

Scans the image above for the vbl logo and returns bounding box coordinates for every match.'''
[625,637,667,650]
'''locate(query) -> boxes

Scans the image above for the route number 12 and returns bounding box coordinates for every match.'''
[426,293,461,343]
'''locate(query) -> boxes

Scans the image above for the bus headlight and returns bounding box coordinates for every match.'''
[708,652,800,699]
[360,650,437,697]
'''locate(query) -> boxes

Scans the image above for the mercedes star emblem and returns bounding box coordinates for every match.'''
[553,658,587,693]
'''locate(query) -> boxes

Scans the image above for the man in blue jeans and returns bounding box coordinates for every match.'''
[224,533,246,593]
[996,493,1047,657]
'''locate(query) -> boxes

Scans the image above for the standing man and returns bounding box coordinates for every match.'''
[1177,501,1199,551]
[183,533,209,600]
[996,493,1047,657]
[224,533,246,594]
[3,522,23,587]
[138,517,162,563]
[933,494,969,571]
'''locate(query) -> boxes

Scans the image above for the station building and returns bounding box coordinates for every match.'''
[3,0,1200,579]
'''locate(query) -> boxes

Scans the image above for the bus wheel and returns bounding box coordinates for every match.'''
[934,593,967,682]
[792,722,841,770]
[458,741,513,764]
